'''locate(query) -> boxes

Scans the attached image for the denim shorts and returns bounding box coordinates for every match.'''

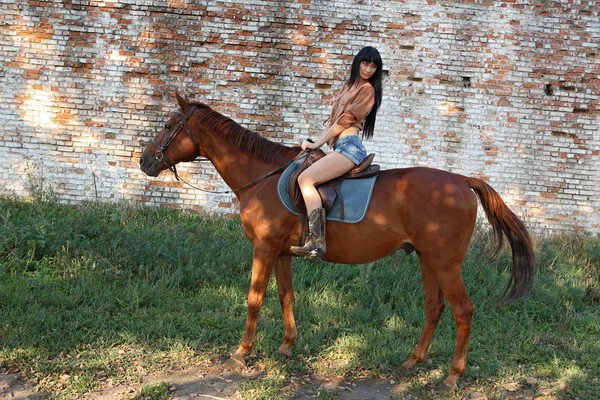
[333,135,367,165]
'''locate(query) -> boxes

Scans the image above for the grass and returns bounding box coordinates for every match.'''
[0,195,599,399]
[133,381,170,400]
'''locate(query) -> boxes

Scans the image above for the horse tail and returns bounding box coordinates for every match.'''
[463,176,535,305]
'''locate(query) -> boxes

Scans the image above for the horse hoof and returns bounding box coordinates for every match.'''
[401,359,417,372]
[438,380,457,393]
[224,356,246,370]
[278,345,293,358]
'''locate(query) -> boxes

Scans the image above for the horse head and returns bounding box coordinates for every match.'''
[140,93,203,177]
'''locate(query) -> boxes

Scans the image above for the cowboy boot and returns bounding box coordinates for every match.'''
[290,207,327,259]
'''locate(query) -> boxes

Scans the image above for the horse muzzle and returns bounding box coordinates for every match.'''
[139,151,162,177]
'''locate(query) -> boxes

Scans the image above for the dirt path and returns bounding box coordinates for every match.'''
[87,362,401,400]
[1,362,409,400]
[1,373,46,399]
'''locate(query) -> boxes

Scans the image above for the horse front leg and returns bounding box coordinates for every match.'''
[227,246,277,368]
[274,254,296,357]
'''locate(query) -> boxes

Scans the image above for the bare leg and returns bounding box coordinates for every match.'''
[227,246,277,368]
[402,259,446,370]
[274,254,296,357]
[297,151,355,214]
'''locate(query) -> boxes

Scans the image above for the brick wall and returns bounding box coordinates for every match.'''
[1,0,598,234]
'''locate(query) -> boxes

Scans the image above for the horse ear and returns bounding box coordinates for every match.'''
[175,92,189,111]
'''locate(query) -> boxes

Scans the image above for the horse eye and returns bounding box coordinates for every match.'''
[165,124,171,130]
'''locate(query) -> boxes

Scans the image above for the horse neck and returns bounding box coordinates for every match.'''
[198,124,297,198]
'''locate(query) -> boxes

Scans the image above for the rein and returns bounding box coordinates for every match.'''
[152,105,306,195]
[176,150,306,195]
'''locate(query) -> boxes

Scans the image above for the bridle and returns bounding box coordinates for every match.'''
[152,105,198,182]
[150,105,305,194]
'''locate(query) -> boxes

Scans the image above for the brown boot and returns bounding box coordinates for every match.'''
[290,207,326,259]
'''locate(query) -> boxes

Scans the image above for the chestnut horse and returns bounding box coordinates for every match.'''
[139,94,534,391]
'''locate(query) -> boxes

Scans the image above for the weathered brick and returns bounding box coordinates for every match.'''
[0,1,598,235]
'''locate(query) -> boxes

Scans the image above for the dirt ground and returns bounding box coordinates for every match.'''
[1,361,428,400]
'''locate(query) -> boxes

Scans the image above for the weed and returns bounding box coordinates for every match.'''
[24,163,58,203]
[132,381,170,400]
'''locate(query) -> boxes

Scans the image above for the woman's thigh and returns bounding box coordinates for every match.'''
[299,152,356,186]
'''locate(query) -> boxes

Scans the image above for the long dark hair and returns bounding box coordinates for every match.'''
[347,46,383,140]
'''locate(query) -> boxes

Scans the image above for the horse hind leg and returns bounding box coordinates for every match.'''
[274,254,296,357]
[402,258,446,371]
[439,273,474,392]
[404,252,474,392]
[430,258,474,392]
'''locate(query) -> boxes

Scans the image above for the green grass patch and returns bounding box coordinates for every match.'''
[133,381,170,400]
[1,196,599,399]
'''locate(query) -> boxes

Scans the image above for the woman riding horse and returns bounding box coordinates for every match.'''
[291,46,383,260]
[139,71,534,392]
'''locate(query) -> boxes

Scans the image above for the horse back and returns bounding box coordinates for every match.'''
[378,166,478,228]
[321,166,479,264]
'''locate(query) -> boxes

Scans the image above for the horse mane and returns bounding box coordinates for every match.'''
[190,102,297,165]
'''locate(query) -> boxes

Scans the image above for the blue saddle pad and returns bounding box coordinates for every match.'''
[277,154,378,224]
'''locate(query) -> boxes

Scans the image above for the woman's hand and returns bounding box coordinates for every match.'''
[301,140,318,151]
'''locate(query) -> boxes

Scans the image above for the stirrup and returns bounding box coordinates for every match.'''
[290,245,324,260]
[306,248,323,260]
[290,239,319,258]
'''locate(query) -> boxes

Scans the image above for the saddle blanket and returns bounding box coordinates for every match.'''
[277,154,378,224]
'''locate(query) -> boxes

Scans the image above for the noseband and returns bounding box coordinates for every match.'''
[152,105,198,181]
